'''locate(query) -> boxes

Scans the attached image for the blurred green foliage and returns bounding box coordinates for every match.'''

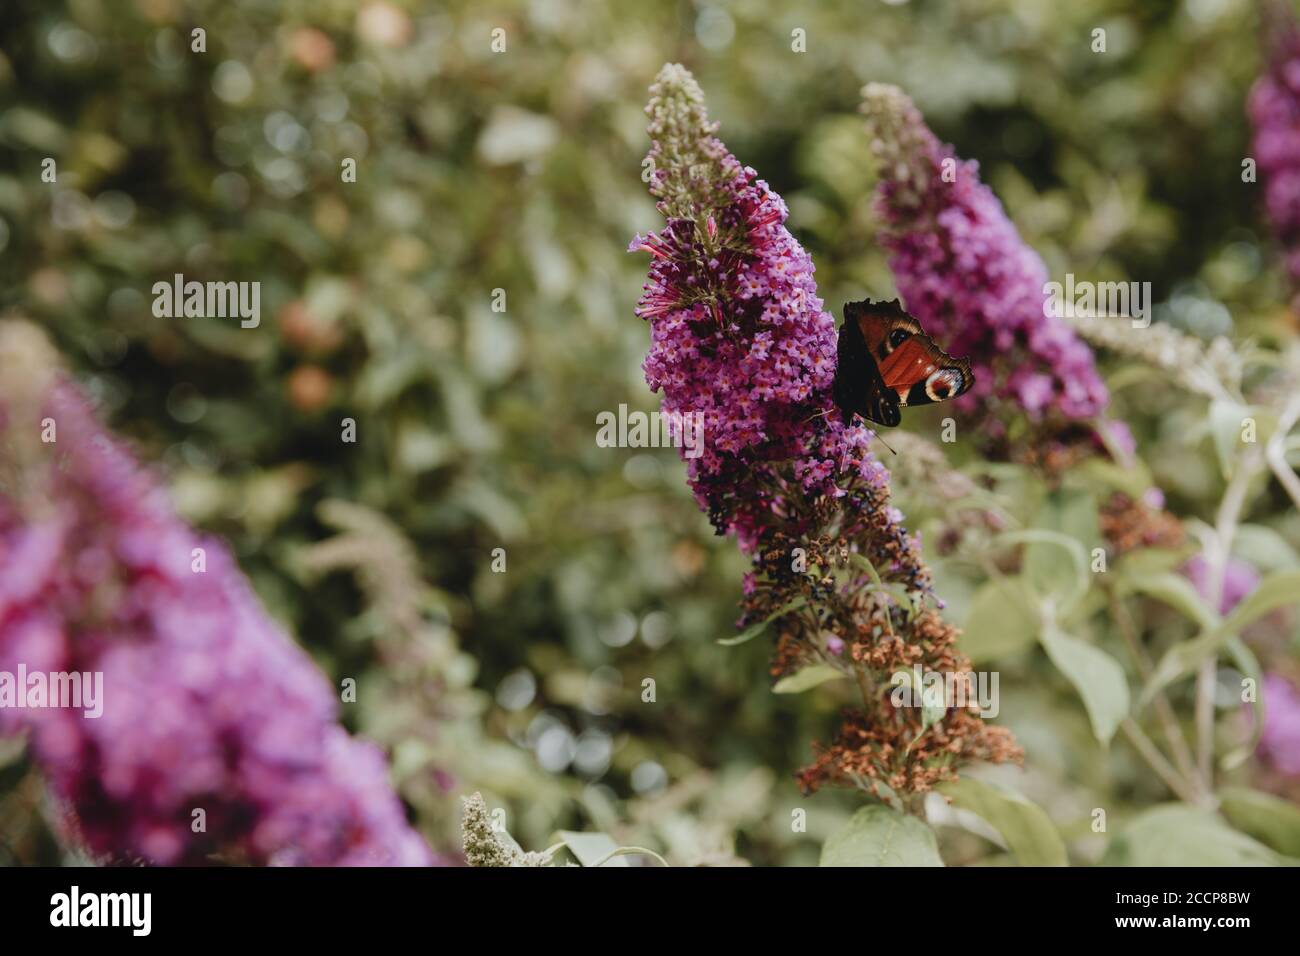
[1,0,1298,866]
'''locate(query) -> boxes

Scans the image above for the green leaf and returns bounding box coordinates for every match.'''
[1221,568,1300,635]
[850,553,918,618]
[1233,524,1300,571]
[998,529,1089,613]
[1141,639,1212,708]
[819,805,943,867]
[1219,788,1300,857]
[939,778,1067,866]
[556,830,628,867]
[929,559,977,624]
[920,699,947,735]
[1077,457,1155,501]
[1220,637,1262,770]
[1209,399,1252,477]
[1102,804,1283,866]
[1039,623,1129,745]
[718,597,807,646]
[588,845,669,867]
[1142,569,1300,703]
[1056,488,1102,547]
[1114,547,1191,577]
[1117,572,1220,631]
[961,576,1040,663]
[772,663,845,694]
[849,552,882,588]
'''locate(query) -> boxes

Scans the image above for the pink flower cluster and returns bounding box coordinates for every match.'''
[632,65,882,548]
[1248,6,1300,287]
[1182,553,1261,615]
[862,84,1108,422]
[1180,554,1300,778]
[0,369,432,866]
[1261,674,1300,777]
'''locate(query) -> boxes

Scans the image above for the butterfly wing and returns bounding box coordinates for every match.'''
[833,303,900,427]
[833,298,973,427]
[879,335,973,408]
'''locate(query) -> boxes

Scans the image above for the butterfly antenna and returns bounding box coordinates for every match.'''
[873,432,898,456]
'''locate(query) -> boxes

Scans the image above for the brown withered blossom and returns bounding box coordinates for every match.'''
[740,473,1021,801]
[1100,492,1186,556]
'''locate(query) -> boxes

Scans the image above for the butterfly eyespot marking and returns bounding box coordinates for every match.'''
[835,298,973,427]
[925,368,965,402]
[877,327,913,361]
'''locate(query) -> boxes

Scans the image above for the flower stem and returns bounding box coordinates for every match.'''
[1195,447,1261,791]
[1108,589,1201,799]
[1121,719,1200,804]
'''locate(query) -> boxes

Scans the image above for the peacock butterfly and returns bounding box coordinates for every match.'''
[831,298,973,428]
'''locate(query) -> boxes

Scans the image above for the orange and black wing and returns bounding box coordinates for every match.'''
[832,299,973,428]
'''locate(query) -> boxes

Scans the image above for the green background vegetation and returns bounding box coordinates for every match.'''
[1,0,1298,866]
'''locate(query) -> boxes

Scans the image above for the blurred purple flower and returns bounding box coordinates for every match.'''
[1248,3,1300,287]
[1182,553,1261,615]
[861,84,1108,423]
[0,324,433,866]
[1141,487,1166,511]
[1096,418,1138,461]
[1260,674,1300,776]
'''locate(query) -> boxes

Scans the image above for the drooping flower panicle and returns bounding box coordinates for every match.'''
[1248,1,1300,291]
[861,83,1108,422]
[632,64,881,549]
[1183,553,1261,616]
[0,321,432,866]
[1260,674,1300,777]
[632,65,1019,800]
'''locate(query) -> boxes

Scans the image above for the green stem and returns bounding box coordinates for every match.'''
[1108,590,1200,797]
[1122,719,1200,805]
[1195,448,1261,792]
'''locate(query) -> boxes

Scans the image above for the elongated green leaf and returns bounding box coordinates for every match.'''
[1117,572,1220,631]
[961,576,1040,663]
[588,845,670,868]
[1222,569,1300,635]
[1039,623,1129,745]
[1209,399,1251,478]
[772,662,845,694]
[850,553,918,619]
[1219,788,1300,857]
[999,529,1089,613]
[1220,637,1262,770]
[1026,490,1100,609]
[1114,547,1191,577]
[1141,635,1216,707]
[556,830,628,867]
[819,805,943,867]
[1102,804,1283,866]
[940,778,1067,866]
[718,597,807,646]
[1077,457,1155,501]
[849,552,882,588]
[1142,569,1300,703]
[1233,524,1300,571]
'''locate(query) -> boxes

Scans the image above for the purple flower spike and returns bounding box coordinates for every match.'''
[1248,2,1300,290]
[1182,553,1261,615]
[861,84,1109,423]
[633,64,883,549]
[1260,674,1300,777]
[0,322,433,866]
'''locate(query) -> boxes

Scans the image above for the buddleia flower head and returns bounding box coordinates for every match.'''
[861,83,1109,423]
